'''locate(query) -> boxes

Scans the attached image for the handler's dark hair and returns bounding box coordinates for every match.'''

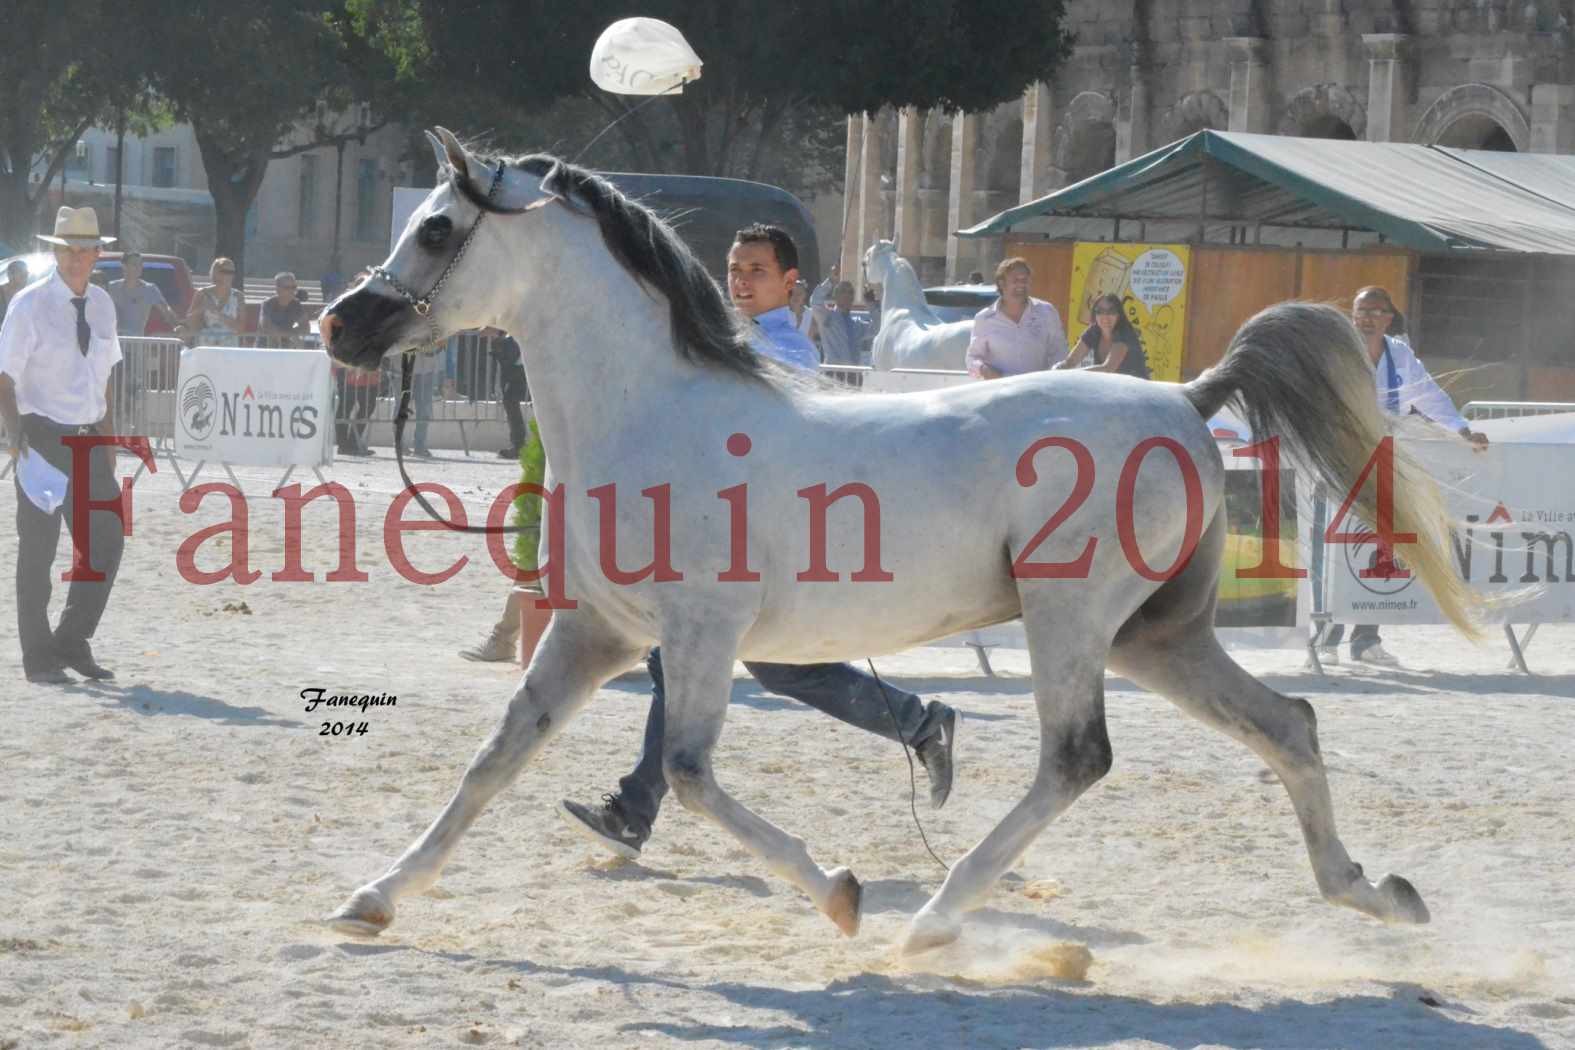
[733,223,799,275]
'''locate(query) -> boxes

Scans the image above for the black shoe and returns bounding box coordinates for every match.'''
[557,795,648,859]
[914,708,959,810]
[57,640,114,680]
[25,665,72,685]
[498,446,521,459]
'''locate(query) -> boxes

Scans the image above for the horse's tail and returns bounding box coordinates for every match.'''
[1184,301,1482,637]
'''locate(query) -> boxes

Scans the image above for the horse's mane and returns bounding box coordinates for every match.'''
[455,151,780,387]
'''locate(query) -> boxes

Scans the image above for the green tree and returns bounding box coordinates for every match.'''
[152,0,403,275]
[0,1,158,248]
[350,0,1071,187]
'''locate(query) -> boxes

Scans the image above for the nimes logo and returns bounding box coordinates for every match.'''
[177,373,321,445]
[178,373,216,442]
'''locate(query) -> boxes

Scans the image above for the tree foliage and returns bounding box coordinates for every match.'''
[0,1,159,248]
[151,0,406,273]
[349,0,1072,189]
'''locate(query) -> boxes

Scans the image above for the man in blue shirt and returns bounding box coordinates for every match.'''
[558,224,959,859]
[810,270,879,367]
[726,224,820,370]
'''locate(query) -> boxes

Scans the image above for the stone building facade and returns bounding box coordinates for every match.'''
[840,0,1575,285]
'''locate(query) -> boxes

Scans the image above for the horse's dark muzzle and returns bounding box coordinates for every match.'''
[323,288,412,369]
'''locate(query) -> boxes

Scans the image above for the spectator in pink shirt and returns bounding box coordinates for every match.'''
[965,257,1068,379]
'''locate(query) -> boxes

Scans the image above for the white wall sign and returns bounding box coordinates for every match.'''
[175,346,335,468]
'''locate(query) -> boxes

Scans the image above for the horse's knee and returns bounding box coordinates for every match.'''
[663,749,711,810]
[1045,719,1113,796]
[1286,695,1320,752]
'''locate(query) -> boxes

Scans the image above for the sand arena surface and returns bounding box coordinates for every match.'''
[2,451,1572,1049]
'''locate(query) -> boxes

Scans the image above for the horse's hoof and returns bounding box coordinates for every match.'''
[901,909,960,956]
[1378,874,1430,925]
[823,867,862,937]
[326,886,394,937]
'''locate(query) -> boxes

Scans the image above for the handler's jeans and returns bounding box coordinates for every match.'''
[13,416,124,674]
[616,647,950,834]
[409,370,435,452]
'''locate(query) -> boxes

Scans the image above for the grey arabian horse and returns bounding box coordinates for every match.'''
[319,128,1479,954]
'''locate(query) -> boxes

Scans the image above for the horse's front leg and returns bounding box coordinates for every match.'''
[327,612,642,937]
[660,631,863,937]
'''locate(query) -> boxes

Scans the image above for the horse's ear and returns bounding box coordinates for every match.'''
[432,126,470,181]
[424,130,448,175]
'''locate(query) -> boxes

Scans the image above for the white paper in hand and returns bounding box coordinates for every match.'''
[17,449,69,514]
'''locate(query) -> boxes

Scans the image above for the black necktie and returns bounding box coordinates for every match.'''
[71,297,90,356]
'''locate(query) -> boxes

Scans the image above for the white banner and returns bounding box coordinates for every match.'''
[174,346,335,468]
[1320,438,1575,624]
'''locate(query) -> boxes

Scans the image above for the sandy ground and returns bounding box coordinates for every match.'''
[2,448,1573,1050]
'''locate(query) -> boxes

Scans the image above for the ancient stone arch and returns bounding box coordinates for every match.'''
[1278,83,1367,139]
[1413,82,1530,151]
[1160,90,1229,145]
[1057,91,1118,185]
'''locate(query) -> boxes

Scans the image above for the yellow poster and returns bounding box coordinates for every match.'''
[1067,243,1190,382]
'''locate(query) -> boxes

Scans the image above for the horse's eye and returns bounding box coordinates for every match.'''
[418,215,453,249]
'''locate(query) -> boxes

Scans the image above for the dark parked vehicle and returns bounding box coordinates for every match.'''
[603,173,821,287]
[923,284,996,323]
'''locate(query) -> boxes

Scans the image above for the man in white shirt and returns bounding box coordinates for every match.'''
[1317,286,1487,668]
[965,257,1068,379]
[0,207,125,684]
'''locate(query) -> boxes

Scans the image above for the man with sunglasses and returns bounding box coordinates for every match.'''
[0,207,125,684]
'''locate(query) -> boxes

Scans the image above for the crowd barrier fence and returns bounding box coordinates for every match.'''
[90,333,528,458]
[1462,401,1575,420]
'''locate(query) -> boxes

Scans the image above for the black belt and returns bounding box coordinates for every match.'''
[22,414,99,436]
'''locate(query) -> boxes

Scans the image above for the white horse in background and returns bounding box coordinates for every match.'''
[863,239,975,371]
[320,128,1481,955]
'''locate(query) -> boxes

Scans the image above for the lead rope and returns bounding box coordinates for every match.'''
[868,659,950,873]
[390,350,537,536]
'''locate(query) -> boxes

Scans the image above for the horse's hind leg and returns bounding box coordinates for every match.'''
[1110,615,1430,926]
[904,600,1113,954]
[327,614,642,937]
[658,632,862,936]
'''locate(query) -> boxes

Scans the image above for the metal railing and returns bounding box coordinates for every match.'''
[1462,401,1575,420]
[99,333,527,456]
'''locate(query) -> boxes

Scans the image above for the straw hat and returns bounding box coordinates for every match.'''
[37,206,116,247]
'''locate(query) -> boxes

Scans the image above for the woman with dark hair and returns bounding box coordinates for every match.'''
[1060,293,1151,379]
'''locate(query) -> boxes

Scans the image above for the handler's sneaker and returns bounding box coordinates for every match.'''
[458,625,518,663]
[1303,645,1340,670]
[558,795,648,859]
[915,708,959,810]
[1352,643,1401,667]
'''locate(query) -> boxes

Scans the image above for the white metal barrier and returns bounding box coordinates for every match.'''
[103,333,527,458]
[1463,401,1575,420]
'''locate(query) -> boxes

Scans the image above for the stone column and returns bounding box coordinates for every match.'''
[893,107,924,258]
[855,110,884,284]
[1362,34,1411,141]
[1224,37,1270,133]
[945,111,980,283]
[839,116,862,280]
[1020,82,1057,203]
[1531,84,1575,154]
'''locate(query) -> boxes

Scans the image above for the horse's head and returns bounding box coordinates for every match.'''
[862,239,898,284]
[320,127,555,370]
